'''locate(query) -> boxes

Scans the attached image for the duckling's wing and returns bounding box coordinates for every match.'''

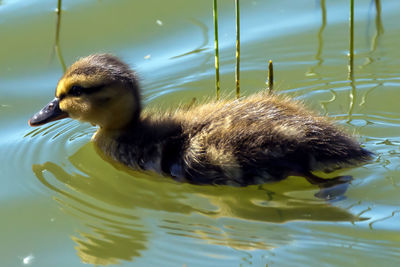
[181,96,371,185]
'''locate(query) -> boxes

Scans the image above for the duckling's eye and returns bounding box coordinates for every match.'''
[69,85,84,97]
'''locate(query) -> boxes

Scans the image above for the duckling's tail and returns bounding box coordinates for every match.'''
[357,147,374,162]
[310,142,374,173]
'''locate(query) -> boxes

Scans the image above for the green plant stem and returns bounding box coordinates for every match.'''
[267,60,274,94]
[347,0,355,123]
[235,0,240,99]
[213,0,220,100]
[55,0,66,72]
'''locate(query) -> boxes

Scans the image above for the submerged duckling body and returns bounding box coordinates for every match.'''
[29,54,372,186]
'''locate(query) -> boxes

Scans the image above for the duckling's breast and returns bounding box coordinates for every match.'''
[93,121,188,181]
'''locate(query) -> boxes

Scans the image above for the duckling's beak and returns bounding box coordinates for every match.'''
[29,98,68,127]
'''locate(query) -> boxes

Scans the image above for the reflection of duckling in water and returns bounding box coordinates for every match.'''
[29,54,372,190]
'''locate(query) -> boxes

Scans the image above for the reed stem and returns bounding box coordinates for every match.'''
[267,60,274,94]
[55,0,66,72]
[213,0,220,100]
[235,0,240,99]
[347,0,355,123]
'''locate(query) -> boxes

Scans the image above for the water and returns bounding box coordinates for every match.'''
[1,0,400,266]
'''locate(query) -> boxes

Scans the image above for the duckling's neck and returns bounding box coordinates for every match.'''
[92,114,185,177]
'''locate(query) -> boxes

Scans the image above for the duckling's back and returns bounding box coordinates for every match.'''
[176,93,372,185]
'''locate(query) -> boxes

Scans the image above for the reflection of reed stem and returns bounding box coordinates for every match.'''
[359,0,384,106]
[371,0,384,52]
[235,0,240,99]
[359,83,380,106]
[320,89,337,116]
[317,0,326,68]
[267,60,274,94]
[213,0,220,100]
[363,0,384,66]
[55,0,66,73]
[306,0,326,77]
[375,0,384,33]
[369,210,400,230]
[348,0,354,79]
[347,81,356,123]
[347,0,355,123]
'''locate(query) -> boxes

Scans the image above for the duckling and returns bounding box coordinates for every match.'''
[29,54,372,188]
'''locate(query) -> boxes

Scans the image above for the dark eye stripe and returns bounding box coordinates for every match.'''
[58,93,66,100]
[82,85,104,94]
[69,85,83,96]
[68,84,104,97]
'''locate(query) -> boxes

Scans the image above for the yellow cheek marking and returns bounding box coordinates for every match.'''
[58,98,68,110]
[56,79,68,97]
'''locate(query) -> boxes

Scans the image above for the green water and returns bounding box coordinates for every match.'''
[1,0,400,266]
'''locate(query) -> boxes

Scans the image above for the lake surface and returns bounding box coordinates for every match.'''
[1,0,399,266]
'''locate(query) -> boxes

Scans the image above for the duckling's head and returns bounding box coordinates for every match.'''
[29,54,141,130]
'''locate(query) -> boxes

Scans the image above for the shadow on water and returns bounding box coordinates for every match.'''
[32,142,366,265]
